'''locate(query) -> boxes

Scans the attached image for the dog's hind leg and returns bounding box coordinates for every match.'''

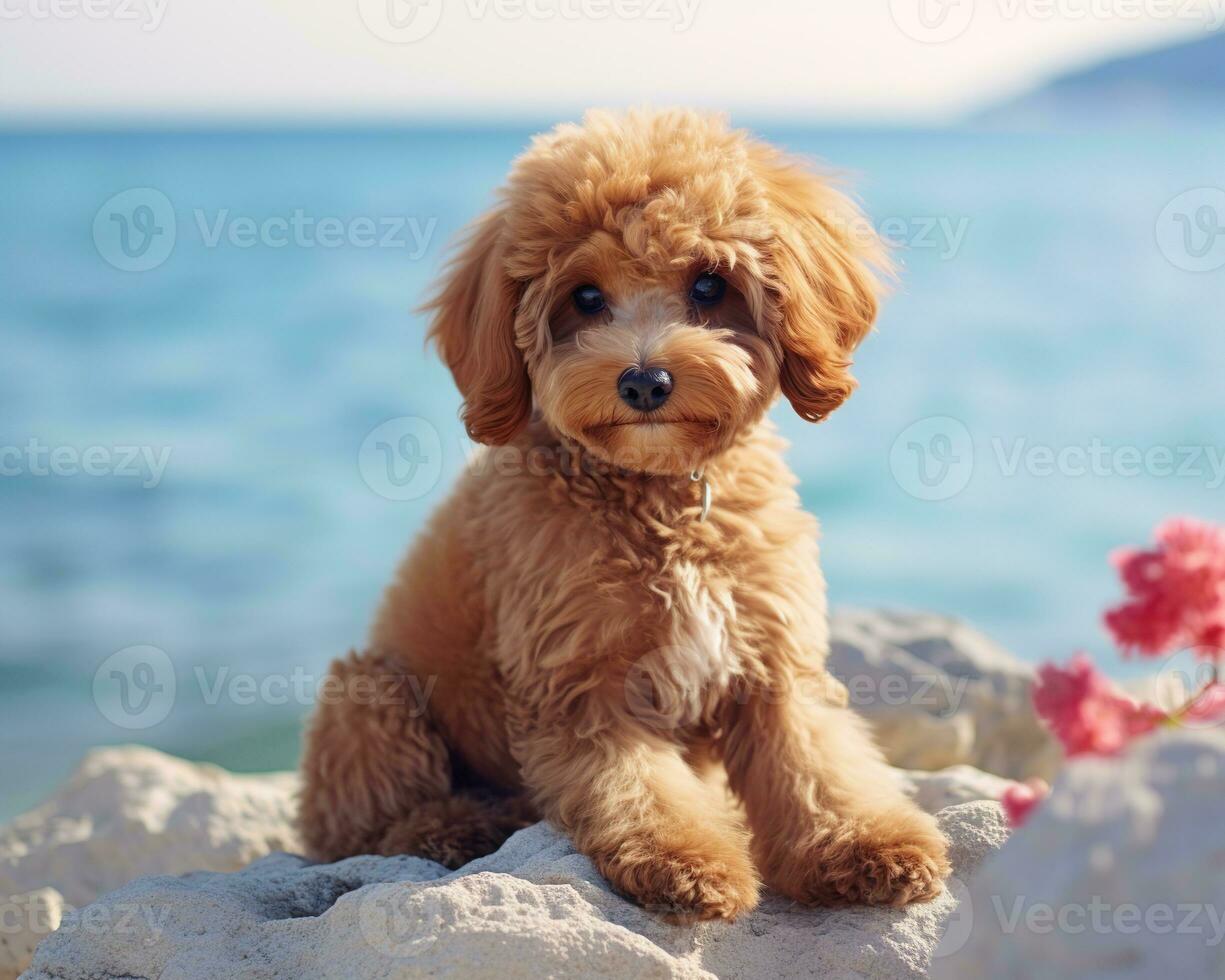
[375,790,537,869]
[298,648,535,868]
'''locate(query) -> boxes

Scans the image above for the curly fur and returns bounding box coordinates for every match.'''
[299,109,949,920]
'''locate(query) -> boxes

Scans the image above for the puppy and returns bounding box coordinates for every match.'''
[299,109,949,920]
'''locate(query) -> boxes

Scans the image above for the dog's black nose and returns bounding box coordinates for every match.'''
[618,367,673,412]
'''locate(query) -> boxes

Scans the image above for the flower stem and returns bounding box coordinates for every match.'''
[1166,658,1221,723]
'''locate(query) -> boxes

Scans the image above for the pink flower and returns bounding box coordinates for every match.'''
[1000,778,1050,828]
[1032,654,1166,757]
[1105,518,1225,659]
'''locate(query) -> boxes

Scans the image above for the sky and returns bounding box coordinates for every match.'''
[2,0,1221,124]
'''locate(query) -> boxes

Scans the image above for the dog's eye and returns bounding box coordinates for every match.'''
[689,272,727,307]
[572,284,606,316]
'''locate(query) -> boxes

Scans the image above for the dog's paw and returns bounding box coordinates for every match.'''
[772,811,950,908]
[597,840,760,922]
[826,837,949,906]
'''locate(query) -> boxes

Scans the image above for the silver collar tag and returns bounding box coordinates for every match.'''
[690,470,711,522]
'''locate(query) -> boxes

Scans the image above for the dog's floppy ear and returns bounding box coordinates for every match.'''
[425,206,530,445]
[752,145,890,422]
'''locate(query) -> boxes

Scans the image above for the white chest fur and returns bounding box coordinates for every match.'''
[626,561,740,731]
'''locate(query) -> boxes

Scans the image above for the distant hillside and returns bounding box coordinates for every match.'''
[979,31,1225,126]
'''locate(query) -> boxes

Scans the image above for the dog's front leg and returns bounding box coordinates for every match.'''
[511,711,759,921]
[721,676,950,907]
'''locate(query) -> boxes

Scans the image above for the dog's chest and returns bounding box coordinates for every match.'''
[633,560,741,731]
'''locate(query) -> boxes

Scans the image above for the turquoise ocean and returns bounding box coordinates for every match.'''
[2,120,1222,818]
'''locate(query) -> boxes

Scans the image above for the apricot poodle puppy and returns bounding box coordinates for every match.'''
[299,108,949,920]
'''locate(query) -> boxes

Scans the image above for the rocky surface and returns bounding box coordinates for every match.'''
[828,609,1062,781]
[899,765,1014,815]
[932,729,1225,979]
[1,746,300,979]
[4,747,1012,980]
[22,798,1008,980]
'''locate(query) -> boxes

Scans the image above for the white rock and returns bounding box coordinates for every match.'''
[0,889,62,980]
[828,609,1061,781]
[0,746,300,980]
[932,729,1225,979]
[23,800,1009,980]
[902,766,1015,813]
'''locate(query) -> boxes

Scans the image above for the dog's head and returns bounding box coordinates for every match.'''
[427,109,887,476]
